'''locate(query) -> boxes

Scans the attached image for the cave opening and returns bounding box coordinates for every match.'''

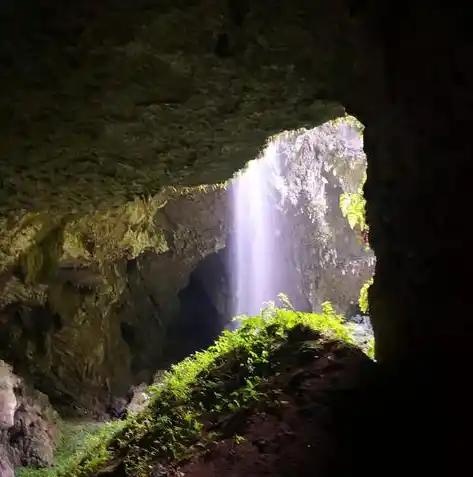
[175,117,375,360]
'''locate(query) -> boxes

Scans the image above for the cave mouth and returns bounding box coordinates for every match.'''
[172,117,374,363]
[174,242,372,366]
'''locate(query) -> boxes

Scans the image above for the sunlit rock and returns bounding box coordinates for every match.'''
[228,118,374,318]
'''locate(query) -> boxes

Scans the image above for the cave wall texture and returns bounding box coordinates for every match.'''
[0,187,229,414]
[0,0,470,471]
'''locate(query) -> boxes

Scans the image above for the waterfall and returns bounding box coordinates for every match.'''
[230,141,281,318]
[227,119,374,330]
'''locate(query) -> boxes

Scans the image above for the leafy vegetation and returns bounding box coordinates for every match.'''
[358,277,373,314]
[339,170,374,316]
[17,420,126,477]
[339,174,368,234]
[17,300,372,477]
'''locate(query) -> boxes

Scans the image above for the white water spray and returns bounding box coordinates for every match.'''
[230,141,281,318]
[228,120,374,338]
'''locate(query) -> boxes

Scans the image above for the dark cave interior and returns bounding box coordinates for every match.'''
[164,249,230,366]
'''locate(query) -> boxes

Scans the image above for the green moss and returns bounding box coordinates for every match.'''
[19,222,65,284]
[20,300,372,477]
[62,194,171,263]
[17,420,126,477]
[1,183,228,275]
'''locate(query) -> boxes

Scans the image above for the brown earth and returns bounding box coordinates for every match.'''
[159,340,374,477]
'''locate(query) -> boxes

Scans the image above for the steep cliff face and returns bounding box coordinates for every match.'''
[175,120,373,341]
[261,121,374,316]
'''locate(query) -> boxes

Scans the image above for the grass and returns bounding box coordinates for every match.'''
[17,299,373,477]
[16,420,125,477]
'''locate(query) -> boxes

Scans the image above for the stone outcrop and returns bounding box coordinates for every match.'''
[0,189,228,414]
[264,121,374,316]
[0,360,58,473]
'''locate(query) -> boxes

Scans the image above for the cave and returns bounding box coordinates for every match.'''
[0,0,471,474]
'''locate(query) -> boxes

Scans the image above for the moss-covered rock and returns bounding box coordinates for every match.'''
[0,187,230,413]
[0,0,353,212]
[0,0,363,270]
[15,305,373,477]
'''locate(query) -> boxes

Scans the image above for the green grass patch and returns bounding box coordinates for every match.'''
[16,420,126,477]
[18,300,373,477]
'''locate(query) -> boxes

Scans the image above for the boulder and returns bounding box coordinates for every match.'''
[0,360,58,470]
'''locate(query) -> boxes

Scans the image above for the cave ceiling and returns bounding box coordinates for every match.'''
[0,0,380,218]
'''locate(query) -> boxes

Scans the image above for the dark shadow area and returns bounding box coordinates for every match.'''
[163,249,229,365]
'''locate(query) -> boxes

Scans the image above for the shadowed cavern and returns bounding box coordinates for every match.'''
[0,1,470,474]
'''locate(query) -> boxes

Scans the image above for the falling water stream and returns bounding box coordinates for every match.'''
[230,141,281,318]
[227,121,374,346]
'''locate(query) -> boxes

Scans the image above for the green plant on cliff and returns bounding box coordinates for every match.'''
[18,221,65,284]
[358,277,373,314]
[339,173,375,315]
[20,301,371,477]
[339,175,368,233]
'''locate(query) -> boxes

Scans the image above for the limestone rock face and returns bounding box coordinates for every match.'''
[6,384,58,468]
[0,449,14,477]
[0,361,15,477]
[0,189,228,414]
[0,360,58,471]
[224,120,374,317]
[277,122,374,315]
[0,361,17,429]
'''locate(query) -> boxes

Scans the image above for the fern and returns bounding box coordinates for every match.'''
[339,174,373,315]
[339,174,368,232]
[358,278,373,314]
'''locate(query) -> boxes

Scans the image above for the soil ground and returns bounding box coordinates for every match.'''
[158,341,374,477]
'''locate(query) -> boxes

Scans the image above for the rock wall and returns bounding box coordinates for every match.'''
[0,360,58,474]
[272,122,374,315]
[223,121,374,318]
[0,188,229,414]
